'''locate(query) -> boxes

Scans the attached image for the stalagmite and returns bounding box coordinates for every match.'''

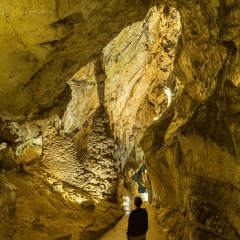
[84,106,118,200]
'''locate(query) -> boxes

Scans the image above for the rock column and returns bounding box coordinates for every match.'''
[94,54,107,106]
[84,105,118,200]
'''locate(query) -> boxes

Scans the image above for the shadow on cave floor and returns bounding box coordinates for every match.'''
[97,198,167,240]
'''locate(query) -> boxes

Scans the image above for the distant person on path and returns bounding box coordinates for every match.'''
[127,196,148,240]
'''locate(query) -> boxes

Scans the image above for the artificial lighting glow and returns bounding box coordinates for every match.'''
[164,86,174,107]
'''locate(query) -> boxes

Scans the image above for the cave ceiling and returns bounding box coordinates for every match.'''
[0,0,239,122]
[0,0,152,121]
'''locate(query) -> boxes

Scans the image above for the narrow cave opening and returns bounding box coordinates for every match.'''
[134,164,147,193]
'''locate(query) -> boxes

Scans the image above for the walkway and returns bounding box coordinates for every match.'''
[97,194,167,240]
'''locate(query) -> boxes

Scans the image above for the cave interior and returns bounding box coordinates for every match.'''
[0,0,240,240]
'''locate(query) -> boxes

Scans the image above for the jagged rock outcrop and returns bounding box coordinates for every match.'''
[0,148,17,170]
[122,144,145,182]
[117,184,131,204]
[83,106,118,200]
[42,121,85,188]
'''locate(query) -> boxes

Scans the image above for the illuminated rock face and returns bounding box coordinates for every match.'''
[63,7,181,171]
[139,1,240,238]
[0,0,151,121]
[139,168,147,188]
[0,166,124,240]
[42,121,85,188]
[84,106,118,200]
[0,175,16,222]
[0,0,240,239]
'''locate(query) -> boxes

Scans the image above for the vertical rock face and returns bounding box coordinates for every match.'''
[42,121,85,188]
[139,1,240,239]
[84,106,118,200]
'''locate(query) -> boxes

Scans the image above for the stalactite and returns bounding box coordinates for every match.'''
[94,53,107,106]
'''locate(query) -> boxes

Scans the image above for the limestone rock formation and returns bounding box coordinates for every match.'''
[139,1,240,239]
[139,169,148,187]
[0,0,240,239]
[0,0,152,121]
[84,106,118,200]
[63,7,181,172]
[42,121,85,188]
[117,184,131,204]
[125,180,139,200]
[0,139,8,160]
[122,144,145,183]
[0,167,124,240]
[0,175,16,222]
[0,148,17,171]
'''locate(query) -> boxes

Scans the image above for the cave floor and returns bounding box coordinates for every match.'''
[97,200,167,240]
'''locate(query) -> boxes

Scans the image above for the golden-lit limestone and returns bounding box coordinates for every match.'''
[63,7,181,171]
[84,106,118,200]
[0,166,124,240]
[0,0,151,120]
[42,121,85,188]
[139,2,240,238]
[139,168,148,187]
[0,174,16,222]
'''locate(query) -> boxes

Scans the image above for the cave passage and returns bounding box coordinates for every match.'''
[134,164,147,193]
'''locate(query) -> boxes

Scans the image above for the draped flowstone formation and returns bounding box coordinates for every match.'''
[84,105,118,200]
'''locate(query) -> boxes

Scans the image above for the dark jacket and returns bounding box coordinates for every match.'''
[127,208,148,237]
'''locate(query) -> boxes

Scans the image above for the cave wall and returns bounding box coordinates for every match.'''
[0,0,240,239]
[140,0,240,239]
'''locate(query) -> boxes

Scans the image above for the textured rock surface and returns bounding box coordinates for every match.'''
[0,175,16,222]
[139,169,148,187]
[84,106,118,200]
[0,0,240,239]
[117,184,131,204]
[0,0,152,121]
[0,167,124,240]
[139,1,240,239]
[42,121,85,188]
[125,180,139,200]
[0,148,17,170]
[63,7,181,171]
[94,54,107,106]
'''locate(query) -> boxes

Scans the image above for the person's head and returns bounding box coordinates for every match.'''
[134,196,142,208]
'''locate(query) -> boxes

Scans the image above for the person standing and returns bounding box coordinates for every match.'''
[127,196,148,240]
